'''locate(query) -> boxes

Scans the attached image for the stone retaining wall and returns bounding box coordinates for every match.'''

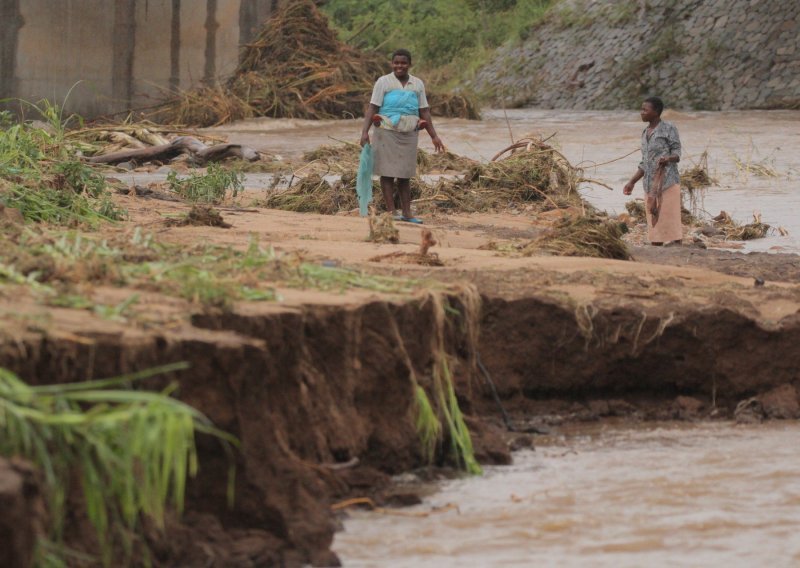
[472,0,799,110]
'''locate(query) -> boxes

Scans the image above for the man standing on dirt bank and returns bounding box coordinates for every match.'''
[623,96,683,246]
[360,49,444,224]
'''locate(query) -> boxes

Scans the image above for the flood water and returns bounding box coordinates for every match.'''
[333,422,800,567]
[212,108,800,253]
[209,110,800,566]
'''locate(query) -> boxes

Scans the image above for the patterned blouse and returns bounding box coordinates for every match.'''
[638,120,681,193]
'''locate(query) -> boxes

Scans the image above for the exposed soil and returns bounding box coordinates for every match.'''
[631,245,800,284]
[2,199,800,565]
[0,458,47,568]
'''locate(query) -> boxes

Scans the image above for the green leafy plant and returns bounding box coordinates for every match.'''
[167,164,244,204]
[0,100,125,226]
[0,362,237,566]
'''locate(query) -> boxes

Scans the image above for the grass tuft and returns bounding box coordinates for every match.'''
[0,363,236,566]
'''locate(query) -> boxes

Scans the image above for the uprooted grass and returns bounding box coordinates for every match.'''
[367,212,399,244]
[263,174,361,214]
[0,105,126,227]
[166,164,243,204]
[269,139,583,216]
[415,140,584,214]
[523,214,632,260]
[151,0,479,127]
[299,142,478,176]
[166,204,232,228]
[680,150,716,192]
[713,211,771,240]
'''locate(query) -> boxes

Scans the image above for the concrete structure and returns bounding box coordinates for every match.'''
[472,0,800,110]
[0,0,279,117]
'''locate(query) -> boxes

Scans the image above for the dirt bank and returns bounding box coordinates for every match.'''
[2,200,800,565]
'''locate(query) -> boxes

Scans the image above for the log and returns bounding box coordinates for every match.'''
[88,136,259,166]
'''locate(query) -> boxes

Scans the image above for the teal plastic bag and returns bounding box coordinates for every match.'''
[356,143,374,216]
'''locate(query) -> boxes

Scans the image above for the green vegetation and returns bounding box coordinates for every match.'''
[413,355,481,474]
[414,386,442,463]
[0,224,428,314]
[167,164,244,204]
[0,103,125,227]
[433,355,482,474]
[413,294,482,475]
[0,362,236,566]
[322,0,553,87]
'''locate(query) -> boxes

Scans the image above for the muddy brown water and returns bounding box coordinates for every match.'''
[333,422,800,567]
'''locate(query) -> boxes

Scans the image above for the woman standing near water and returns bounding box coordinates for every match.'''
[623,96,683,245]
[360,49,444,224]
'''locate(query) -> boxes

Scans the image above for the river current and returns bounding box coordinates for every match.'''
[334,422,800,567]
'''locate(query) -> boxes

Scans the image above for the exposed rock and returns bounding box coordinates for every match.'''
[588,399,611,417]
[608,399,638,416]
[472,0,800,111]
[673,395,705,419]
[734,397,765,424]
[758,383,800,419]
[508,434,535,452]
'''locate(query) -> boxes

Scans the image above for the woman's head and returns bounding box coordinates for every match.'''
[641,96,664,122]
[391,49,412,78]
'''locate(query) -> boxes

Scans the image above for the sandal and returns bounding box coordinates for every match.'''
[400,216,423,224]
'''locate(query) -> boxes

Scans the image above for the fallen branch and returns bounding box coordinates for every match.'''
[88,136,259,166]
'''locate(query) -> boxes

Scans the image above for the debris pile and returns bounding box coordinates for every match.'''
[524,214,631,260]
[150,0,479,127]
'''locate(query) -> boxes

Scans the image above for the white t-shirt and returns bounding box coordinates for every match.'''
[369,73,430,109]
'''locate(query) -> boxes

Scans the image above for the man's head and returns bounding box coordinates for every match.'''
[641,96,664,122]
[391,49,412,78]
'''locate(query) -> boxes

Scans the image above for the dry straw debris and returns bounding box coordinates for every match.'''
[263,174,360,214]
[150,0,479,127]
[680,150,716,192]
[523,214,632,260]
[368,212,399,244]
[411,137,592,214]
[713,211,770,241]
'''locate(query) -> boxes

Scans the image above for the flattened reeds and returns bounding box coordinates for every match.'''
[264,174,359,214]
[417,149,478,173]
[299,144,478,176]
[713,211,770,240]
[415,140,582,213]
[523,214,631,260]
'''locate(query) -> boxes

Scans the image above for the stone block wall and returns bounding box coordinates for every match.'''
[471,0,799,110]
